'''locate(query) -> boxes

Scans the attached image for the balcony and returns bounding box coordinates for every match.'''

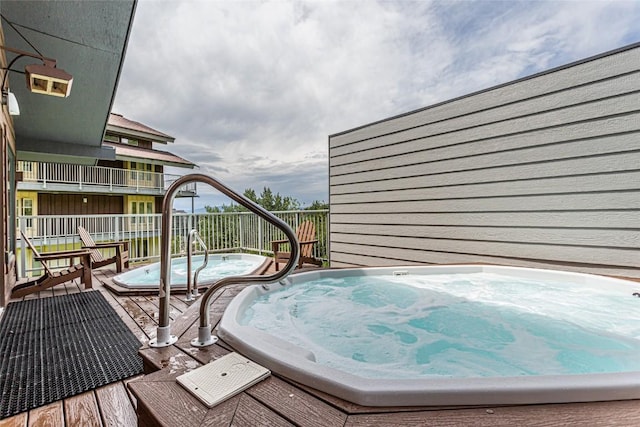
[16,210,329,277]
[16,161,197,197]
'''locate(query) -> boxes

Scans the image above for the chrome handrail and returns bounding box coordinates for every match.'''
[186,228,209,301]
[149,173,299,348]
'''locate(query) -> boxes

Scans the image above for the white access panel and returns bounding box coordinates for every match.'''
[176,352,271,407]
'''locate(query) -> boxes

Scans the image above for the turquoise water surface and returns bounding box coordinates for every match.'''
[240,273,640,379]
[114,254,265,287]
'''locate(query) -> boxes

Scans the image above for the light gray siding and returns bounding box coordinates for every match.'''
[328,43,640,278]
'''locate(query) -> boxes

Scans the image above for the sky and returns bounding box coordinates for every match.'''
[112,0,640,211]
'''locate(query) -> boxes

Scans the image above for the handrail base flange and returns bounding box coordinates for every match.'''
[191,326,218,347]
[149,325,178,347]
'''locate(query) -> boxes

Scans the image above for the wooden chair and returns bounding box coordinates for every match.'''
[271,220,322,271]
[11,231,93,298]
[78,226,130,273]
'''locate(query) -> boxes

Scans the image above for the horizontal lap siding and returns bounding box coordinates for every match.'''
[328,44,640,278]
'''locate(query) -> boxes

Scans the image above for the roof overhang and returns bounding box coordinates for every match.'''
[103,142,196,169]
[1,0,137,163]
[107,125,176,144]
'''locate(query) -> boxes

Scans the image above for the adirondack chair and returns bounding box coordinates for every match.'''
[271,220,322,271]
[78,226,130,273]
[11,231,93,298]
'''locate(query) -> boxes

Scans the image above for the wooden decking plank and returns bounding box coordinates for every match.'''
[115,296,158,338]
[129,381,209,427]
[0,412,27,427]
[124,375,145,410]
[174,342,230,368]
[94,381,137,427]
[27,401,63,427]
[245,375,347,427]
[175,287,240,348]
[63,391,102,427]
[130,295,183,321]
[159,295,190,314]
[344,400,640,427]
[163,296,202,339]
[172,293,193,305]
[229,394,295,427]
[200,395,241,427]
[138,345,202,377]
[64,281,82,294]
[129,296,165,322]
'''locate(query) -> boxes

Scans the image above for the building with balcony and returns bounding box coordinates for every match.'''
[1,0,137,305]
[16,113,196,228]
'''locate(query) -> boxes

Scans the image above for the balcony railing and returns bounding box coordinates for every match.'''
[16,210,329,278]
[16,161,197,196]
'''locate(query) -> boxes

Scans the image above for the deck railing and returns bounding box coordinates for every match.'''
[16,210,329,277]
[16,161,197,195]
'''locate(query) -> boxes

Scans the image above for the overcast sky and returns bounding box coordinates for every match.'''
[112,0,640,211]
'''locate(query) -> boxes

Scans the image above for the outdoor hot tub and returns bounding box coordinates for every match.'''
[218,265,640,407]
[113,253,269,289]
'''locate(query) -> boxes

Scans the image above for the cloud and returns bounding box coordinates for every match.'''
[113,0,640,210]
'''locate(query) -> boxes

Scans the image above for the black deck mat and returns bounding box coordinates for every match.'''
[0,291,143,419]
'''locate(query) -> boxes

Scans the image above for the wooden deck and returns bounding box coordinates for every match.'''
[2,264,640,426]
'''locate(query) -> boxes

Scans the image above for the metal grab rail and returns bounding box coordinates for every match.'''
[149,173,299,348]
[186,229,209,301]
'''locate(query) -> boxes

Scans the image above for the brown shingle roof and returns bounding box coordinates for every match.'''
[103,142,195,168]
[107,113,175,143]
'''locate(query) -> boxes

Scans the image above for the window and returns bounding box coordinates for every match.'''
[123,138,139,146]
[129,162,155,184]
[18,197,33,228]
[130,200,154,225]
[131,200,137,223]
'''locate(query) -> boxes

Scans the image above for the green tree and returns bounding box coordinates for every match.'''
[305,200,328,210]
[204,187,300,213]
[200,187,329,260]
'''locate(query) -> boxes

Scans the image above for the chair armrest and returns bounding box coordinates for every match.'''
[83,241,129,255]
[35,249,92,262]
[271,239,289,253]
[298,240,318,245]
[83,242,126,249]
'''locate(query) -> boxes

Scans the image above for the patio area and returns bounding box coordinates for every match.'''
[2,265,639,426]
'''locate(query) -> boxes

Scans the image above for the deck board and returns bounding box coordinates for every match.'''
[27,401,63,427]
[231,394,295,427]
[63,391,102,427]
[344,400,640,426]
[0,412,27,427]
[246,375,348,427]
[94,382,138,427]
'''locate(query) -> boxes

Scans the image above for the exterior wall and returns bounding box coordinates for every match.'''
[329,43,640,278]
[1,26,18,306]
[37,193,124,216]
